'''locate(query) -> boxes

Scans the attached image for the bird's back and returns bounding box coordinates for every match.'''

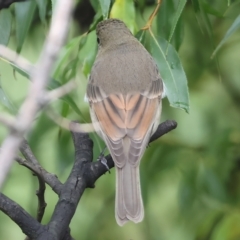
[90,39,158,96]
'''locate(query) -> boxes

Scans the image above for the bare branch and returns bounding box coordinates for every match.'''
[19,140,63,195]
[16,156,47,224]
[0,193,43,238]
[46,107,95,133]
[0,0,75,188]
[48,132,93,239]
[0,113,15,129]
[45,80,78,103]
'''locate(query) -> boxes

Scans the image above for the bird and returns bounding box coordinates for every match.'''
[86,18,163,226]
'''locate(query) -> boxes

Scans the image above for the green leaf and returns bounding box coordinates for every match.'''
[202,1,223,17]
[157,0,175,39]
[61,101,69,118]
[150,33,189,112]
[168,0,187,44]
[36,0,48,24]
[0,82,15,113]
[0,9,12,46]
[212,14,240,58]
[191,0,200,12]
[90,0,99,12]
[15,1,37,53]
[53,34,87,80]
[0,56,30,79]
[110,0,135,33]
[99,0,111,19]
[156,0,185,50]
[88,11,103,32]
[51,0,57,10]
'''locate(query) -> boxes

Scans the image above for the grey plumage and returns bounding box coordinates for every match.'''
[87,19,163,226]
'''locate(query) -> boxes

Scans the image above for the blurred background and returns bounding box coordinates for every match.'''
[0,0,240,239]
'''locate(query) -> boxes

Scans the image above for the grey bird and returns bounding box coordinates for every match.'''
[87,18,163,226]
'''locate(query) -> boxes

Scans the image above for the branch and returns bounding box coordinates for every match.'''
[0,113,15,129]
[0,0,75,188]
[0,45,32,73]
[19,140,63,195]
[0,193,44,238]
[47,131,93,240]
[15,156,47,223]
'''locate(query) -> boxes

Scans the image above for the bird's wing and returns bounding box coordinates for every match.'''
[87,77,162,168]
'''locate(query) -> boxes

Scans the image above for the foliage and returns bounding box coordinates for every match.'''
[0,0,240,239]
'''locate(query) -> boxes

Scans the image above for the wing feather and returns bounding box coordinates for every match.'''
[87,78,162,167]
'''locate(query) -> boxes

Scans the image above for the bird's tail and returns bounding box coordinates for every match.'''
[115,161,144,226]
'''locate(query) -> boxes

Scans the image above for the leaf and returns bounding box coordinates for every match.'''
[90,0,99,12]
[82,43,98,78]
[157,0,175,40]
[36,0,48,24]
[168,0,187,44]
[88,11,103,32]
[110,0,135,33]
[202,1,223,17]
[51,0,57,10]
[212,14,240,58]
[0,82,15,113]
[61,101,69,118]
[0,9,12,46]
[15,1,37,53]
[98,0,111,19]
[156,0,185,50]
[191,0,200,12]
[53,34,87,80]
[0,56,30,79]
[150,33,189,112]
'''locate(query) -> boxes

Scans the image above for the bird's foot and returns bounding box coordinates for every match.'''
[97,147,111,174]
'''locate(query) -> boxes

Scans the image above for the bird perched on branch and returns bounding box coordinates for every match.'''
[87,18,163,226]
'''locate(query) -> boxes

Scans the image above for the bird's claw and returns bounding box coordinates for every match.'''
[97,147,111,174]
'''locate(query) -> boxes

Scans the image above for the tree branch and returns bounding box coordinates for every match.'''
[0,0,75,188]
[15,156,47,223]
[0,193,44,238]
[47,132,93,240]
[19,140,63,195]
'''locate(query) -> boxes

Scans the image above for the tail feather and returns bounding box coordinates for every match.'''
[115,162,144,226]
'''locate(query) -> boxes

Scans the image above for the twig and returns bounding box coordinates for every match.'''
[45,80,78,103]
[19,140,63,195]
[142,0,162,30]
[46,107,95,133]
[0,113,15,129]
[15,155,47,225]
[149,119,177,142]
[0,45,32,74]
[0,0,75,188]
